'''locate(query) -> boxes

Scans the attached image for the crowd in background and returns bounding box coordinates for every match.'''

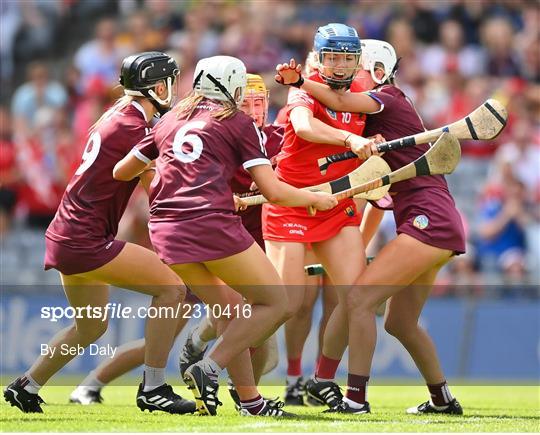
[1,0,539,291]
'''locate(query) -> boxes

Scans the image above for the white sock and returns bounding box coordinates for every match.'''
[315,376,334,383]
[79,370,106,391]
[142,365,166,392]
[200,357,222,382]
[191,327,208,353]
[22,373,41,395]
[344,396,365,409]
[286,375,302,385]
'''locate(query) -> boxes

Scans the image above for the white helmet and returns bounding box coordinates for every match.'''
[360,39,398,85]
[193,56,247,105]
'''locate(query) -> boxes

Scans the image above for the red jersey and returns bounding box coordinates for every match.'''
[275,72,367,188]
[134,99,270,222]
[364,85,449,192]
[46,102,150,248]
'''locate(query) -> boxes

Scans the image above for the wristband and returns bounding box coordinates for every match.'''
[290,75,304,88]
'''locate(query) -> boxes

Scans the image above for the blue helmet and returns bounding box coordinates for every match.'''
[314,23,362,88]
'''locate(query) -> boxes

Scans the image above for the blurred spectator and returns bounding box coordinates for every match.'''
[491,118,540,199]
[72,75,113,149]
[480,16,522,77]
[14,107,66,229]
[420,19,486,78]
[475,176,533,283]
[14,1,59,63]
[0,1,21,85]
[0,106,19,235]
[117,10,167,53]
[11,61,67,135]
[73,17,128,86]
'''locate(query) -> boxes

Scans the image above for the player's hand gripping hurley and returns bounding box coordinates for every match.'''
[331,132,461,201]
[240,155,392,207]
[317,99,506,173]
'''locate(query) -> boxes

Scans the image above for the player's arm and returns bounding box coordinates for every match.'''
[115,130,159,182]
[138,167,156,194]
[360,201,384,246]
[290,106,366,148]
[113,151,152,181]
[247,164,337,211]
[276,60,380,114]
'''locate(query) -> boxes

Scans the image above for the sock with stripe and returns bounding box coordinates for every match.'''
[21,373,41,395]
[142,365,166,392]
[315,354,340,382]
[79,370,106,391]
[240,394,265,415]
[345,374,369,406]
[427,381,453,406]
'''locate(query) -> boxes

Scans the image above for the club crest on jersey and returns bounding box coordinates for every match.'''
[326,108,337,120]
[413,214,429,230]
[344,206,355,217]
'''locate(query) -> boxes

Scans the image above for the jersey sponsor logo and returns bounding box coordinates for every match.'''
[326,108,337,120]
[283,222,307,237]
[413,214,429,230]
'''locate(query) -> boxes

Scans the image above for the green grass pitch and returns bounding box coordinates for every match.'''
[1,382,538,432]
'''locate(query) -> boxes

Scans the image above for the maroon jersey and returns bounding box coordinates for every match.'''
[134,99,270,222]
[364,85,448,192]
[230,124,284,247]
[46,102,150,249]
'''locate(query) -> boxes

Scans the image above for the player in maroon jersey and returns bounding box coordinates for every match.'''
[263,23,385,406]
[68,74,283,407]
[3,52,195,415]
[276,39,465,415]
[113,55,337,416]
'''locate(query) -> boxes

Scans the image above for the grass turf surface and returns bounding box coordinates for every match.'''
[1,383,538,432]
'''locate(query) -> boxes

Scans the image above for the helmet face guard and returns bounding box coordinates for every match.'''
[119,51,179,114]
[240,74,268,128]
[314,23,362,89]
[317,49,362,89]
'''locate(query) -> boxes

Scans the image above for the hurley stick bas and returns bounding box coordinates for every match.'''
[240,155,391,207]
[318,98,506,174]
[332,132,461,201]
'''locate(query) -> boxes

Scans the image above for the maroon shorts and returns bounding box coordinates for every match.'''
[149,212,255,265]
[44,237,126,276]
[392,187,466,255]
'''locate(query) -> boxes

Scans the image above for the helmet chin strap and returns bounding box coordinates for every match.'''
[370,64,387,85]
[124,76,174,117]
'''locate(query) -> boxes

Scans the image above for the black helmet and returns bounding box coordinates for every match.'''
[119,51,179,115]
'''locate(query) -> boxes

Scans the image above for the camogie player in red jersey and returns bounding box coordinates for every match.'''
[276,39,465,415]
[113,56,337,416]
[68,74,284,408]
[3,52,196,414]
[262,23,384,403]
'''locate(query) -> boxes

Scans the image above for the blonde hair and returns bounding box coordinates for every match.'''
[305,51,319,75]
[90,95,134,133]
[173,91,239,121]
